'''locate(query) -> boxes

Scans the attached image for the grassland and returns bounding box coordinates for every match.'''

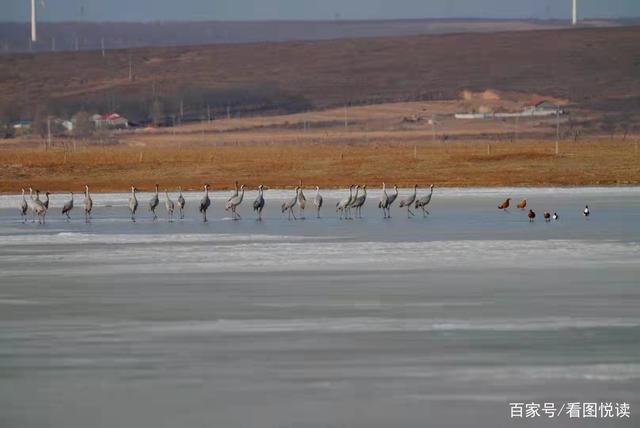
[2,99,639,192]
[2,137,639,193]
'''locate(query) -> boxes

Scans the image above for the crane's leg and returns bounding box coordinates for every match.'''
[291,208,297,220]
[408,207,415,217]
[317,207,320,219]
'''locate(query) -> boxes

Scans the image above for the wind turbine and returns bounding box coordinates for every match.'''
[30,0,45,42]
[31,0,37,42]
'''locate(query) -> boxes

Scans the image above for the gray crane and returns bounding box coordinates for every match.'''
[62,192,74,220]
[297,180,307,219]
[28,187,38,222]
[379,183,398,218]
[199,184,211,222]
[43,192,51,210]
[415,184,434,217]
[227,181,239,203]
[33,190,47,224]
[336,185,354,220]
[351,184,367,218]
[313,186,323,218]
[83,185,93,223]
[165,189,175,222]
[128,186,138,222]
[149,184,159,220]
[398,184,418,218]
[281,187,299,220]
[225,184,245,220]
[253,184,265,221]
[378,182,388,218]
[19,188,28,222]
[177,187,186,219]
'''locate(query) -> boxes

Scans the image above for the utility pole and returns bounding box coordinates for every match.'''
[227,105,230,120]
[101,37,105,57]
[47,117,51,150]
[431,114,436,142]
[128,54,133,82]
[207,105,211,123]
[555,107,560,155]
[344,104,348,129]
[180,99,184,119]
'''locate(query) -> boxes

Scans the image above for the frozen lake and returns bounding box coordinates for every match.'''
[1,187,639,428]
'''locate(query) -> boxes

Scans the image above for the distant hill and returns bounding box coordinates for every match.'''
[0,18,626,54]
[0,26,639,123]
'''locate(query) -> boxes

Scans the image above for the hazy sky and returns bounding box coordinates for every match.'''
[4,0,640,22]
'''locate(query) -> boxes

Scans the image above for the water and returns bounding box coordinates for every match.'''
[1,187,639,428]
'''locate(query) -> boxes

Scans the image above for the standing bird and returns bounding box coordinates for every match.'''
[281,187,299,220]
[415,184,435,217]
[227,181,239,203]
[346,185,360,220]
[225,184,245,220]
[398,184,418,218]
[553,212,559,221]
[128,186,139,222]
[336,185,354,220]
[543,211,551,222]
[313,186,323,219]
[200,184,211,222]
[517,198,527,210]
[28,187,38,222]
[149,184,160,221]
[83,185,93,223]
[379,182,389,218]
[253,184,265,221]
[165,189,175,222]
[528,209,536,222]
[33,190,47,224]
[19,188,28,222]
[351,185,367,218]
[382,185,399,218]
[498,198,511,212]
[583,205,590,217]
[177,187,186,219]
[43,192,51,210]
[62,192,74,220]
[297,180,307,219]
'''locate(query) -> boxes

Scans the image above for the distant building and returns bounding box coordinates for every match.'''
[12,120,32,130]
[523,99,562,115]
[92,113,129,129]
[455,99,564,120]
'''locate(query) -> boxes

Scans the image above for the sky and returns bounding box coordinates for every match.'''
[4,0,640,22]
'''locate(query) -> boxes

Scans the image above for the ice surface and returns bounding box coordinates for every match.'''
[0,187,639,428]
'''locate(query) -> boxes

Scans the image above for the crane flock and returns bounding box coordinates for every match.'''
[13,183,585,224]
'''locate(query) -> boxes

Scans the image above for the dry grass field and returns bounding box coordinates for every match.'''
[2,99,638,193]
[1,137,639,193]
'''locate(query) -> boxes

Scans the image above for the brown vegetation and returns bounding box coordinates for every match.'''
[1,138,638,193]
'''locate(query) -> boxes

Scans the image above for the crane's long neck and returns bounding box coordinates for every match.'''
[155,186,159,195]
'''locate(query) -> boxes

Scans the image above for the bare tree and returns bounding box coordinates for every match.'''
[72,111,95,139]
